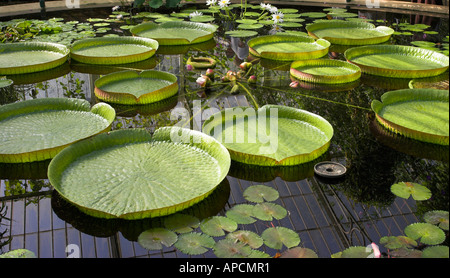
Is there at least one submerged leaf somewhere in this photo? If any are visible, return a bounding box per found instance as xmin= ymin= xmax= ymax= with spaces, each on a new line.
xmin=200 ymin=216 xmax=238 ymax=237
xmin=261 ymin=226 xmax=300 ymax=250
xmin=379 ymin=236 xmax=417 ymax=250
xmin=213 ymin=238 xmax=253 ymax=258
xmin=422 ymin=246 xmax=449 ymax=258
xmin=226 ymin=230 xmax=264 ymax=249
xmin=424 ymin=210 xmax=449 ymax=230
xmin=163 ymin=214 xmax=200 ymax=233
xmin=174 ymin=232 xmax=215 ymax=255
xmin=243 ymin=184 xmax=279 ymax=203
xmin=333 ymin=246 xmax=373 ymax=258
xmin=137 ymin=228 xmax=178 ymax=250
xmin=404 ymin=222 xmax=446 ymax=245
xmin=390 ymin=182 xmax=432 ymax=201
xmin=280 ymin=247 xmax=318 ymax=258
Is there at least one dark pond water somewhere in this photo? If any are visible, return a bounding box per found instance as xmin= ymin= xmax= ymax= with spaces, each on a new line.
xmin=0 ymin=3 xmax=448 ymax=259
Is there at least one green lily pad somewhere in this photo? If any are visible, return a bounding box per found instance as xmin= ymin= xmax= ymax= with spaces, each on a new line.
xmin=70 ymin=36 xmax=158 ymax=65
xmin=248 ymin=35 xmax=330 ymax=61
xmin=243 ymin=184 xmax=279 ymax=203
xmin=404 ymin=222 xmax=446 ymax=245
xmin=225 ymin=30 xmax=258 ymax=38
xmin=213 ymin=238 xmax=253 ymax=258
xmin=0 ymin=42 xmax=69 ymax=75
xmin=226 ymin=230 xmax=264 ymax=249
xmin=137 ymin=228 xmax=178 ymax=250
xmin=189 ymin=15 xmax=215 ymax=23
xmin=252 ymin=202 xmax=287 ymax=221
xmin=290 ymin=59 xmax=361 ymax=84
xmin=94 ymin=70 xmax=178 ymax=105
xmin=237 ymin=23 xmax=264 ymax=30
xmin=163 ymin=214 xmax=200 ymax=233
xmin=175 ymin=232 xmax=215 ymax=255
xmin=371 ymin=89 xmax=449 ymax=145
xmin=0 ymin=98 xmax=115 ymax=163
xmin=200 ymin=216 xmax=238 ymax=237
xmin=390 ymin=182 xmax=432 ymax=201
xmin=345 ymin=45 xmax=449 ymax=78
xmin=0 ymin=249 xmax=36 ymax=258
xmin=332 ymin=246 xmax=374 ymax=258
xmin=225 ymin=204 xmax=257 ymax=224
xmin=300 ymin=12 xmax=327 ymax=18
xmin=379 ymin=235 xmax=417 ymax=249
xmin=202 ymin=105 xmax=334 ymax=166
xmin=424 ymin=210 xmax=449 ymax=230
xmin=0 ymin=77 xmax=13 ymax=88
xmin=261 ymin=226 xmax=300 ymax=250
xmin=47 ymin=127 xmax=231 ymax=219
xmin=422 ymin=246 xmax=449 ymax=258
xmin=306 ymin=20 xmax=394 ymax=45
xmin=131 ymin=21 xmax=218 ymax=45
xmin=280 ymin=247 xmax=318 ymax=258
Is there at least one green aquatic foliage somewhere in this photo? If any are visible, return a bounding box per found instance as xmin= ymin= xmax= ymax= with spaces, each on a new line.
xmin=390 ymin=182 xmax=432 ymax=201
xmin=290 ymin=59 xmax=361 ymax=84
xmin=200 ymin=216 xmax=238 ymax=237
xmin=225 ymin=204 xmax=257 ymax=224
xmin=424 ymin=210 xmax=449 ymax=230
xmin=137 ymin=228 xmax=178 ymax=250
xmin=174 ymin=232 xmax=215 ymax=255
xmin=280 ymin=247 xmax=319 ymax=258
xmin=332 ymin=246 xmax=374 ymax=258
xmin=0 ymin=249 xmax=36 ymax=258
xmin=243 ymin=184 xmax=279 ymax=203
xmin=213 ymin=238 xmax=254 ymax=258
xmin=261 ymin=226 xmax=300 ymax=250
xmin=404 ymin=223 xmax=446 ymax=245
xmin=252 ymin=202 xmax=287 ymax=221
xmin=226 ymin=230 xmax=264 ymax=249
xmin=163 ymin=214 xmax=200 ymax=233
xmin=379 ymin=236 xmax=417 ymax=250
xmin=422 ymin=246 xmax=449 ymax=258
xmin=0 ymin=76 xmax=13 ymax=88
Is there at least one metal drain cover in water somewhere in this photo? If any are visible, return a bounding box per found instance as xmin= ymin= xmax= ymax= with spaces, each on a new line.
xmin=314 ymin=161 xmax=347 ymax=178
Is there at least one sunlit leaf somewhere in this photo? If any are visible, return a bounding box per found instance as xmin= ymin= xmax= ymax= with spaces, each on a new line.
xmin=0 ymin=249 xmax=36 ymax=258
xmin=390 ymin=182 xmax=432 ymax=201
xmin=225 ymin=204 xmax=257 ymax=224
xmin=404 ymin=222 xmax=446 ymax=245
xmin=243 ymin=184 xmax=279 ymax=203
xmin=174 ymin=232 xmax=215 ymax=255
xmin=213 ymin=238 xmax=253 ymax=258
xmin=137 ymin=228 xmax=178 ymax=250
xmin=261 ymin=226 xmax=300 ymax=250
xmin=200 ymin=216 xmax=238 ymax=237
xmin=226 ymin=230 xmax=264 ymax=249
xmin=252 ymin=202 xmax=287 ymax=221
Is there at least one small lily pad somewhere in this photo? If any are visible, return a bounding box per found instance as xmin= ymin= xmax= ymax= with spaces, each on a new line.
xmin=404 ymin=222 xmax=446 ymax=245
xmin=0 ymin=77 xmax=13 ymax=88
xmin=390 ymin=182 xmax=432 ymax=201
xmin=137 ymin=228 xmax=178 ymax=250
xmin=225 ymin=204 xmax=257 ymax=224
xmin=379 ymin=236 xmax=417 ymax=249
xmin=226 ymin=230 xmax=264 ymax=249
xmin=261 ymin=226 xmax=300 ymax=250
xmin=225 ymin=30 xmax=258 ymax=38
xmin=237 ymin=23 xmax=264 ymax=30
xmin=200 ymin=216 xmax=238 ymax=237
xmin=332 ymin=246 xmax=374 ymax=258
xmin=280 ymin=247 xmax=318 ymax=258
xmin=252 ymin=202 xmax=287 ymax=221
xmin=213 ymin=238 xmax=253 ymax=258
xmin=422 ymin=246 xmax=449 ymax=258
xmin=0 ymin=249 xmax=36 ymax=258
xmin=423 ymin=210 xmax=449 ymax=230
xmin=243 ymin=184 xmax=279 ymax=203
xmin=163 ymin=214 xmax=200 ymax=233
xmin=174 ymin=232 xmax=215 ymax=255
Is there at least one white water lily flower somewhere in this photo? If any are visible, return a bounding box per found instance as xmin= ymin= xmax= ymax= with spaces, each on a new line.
xmin=260 ymin=3 xmax=271 ymax=10
xmin=189 ymin=11 xmax=203 ymax=18
xmin=218 ymin=0 xmax=230 ymax=9
xmin=269 ymin=24 xmax=284 ymax=34
xmin=206 ymin=0 xmax=217 ymax=6
xmin=269 ymin=6 xmax=278 ymax=13
xmin=112 ymin=5 xmax=120 ymax=11
xmin=272 ymin=12 xmax=284 ymax=24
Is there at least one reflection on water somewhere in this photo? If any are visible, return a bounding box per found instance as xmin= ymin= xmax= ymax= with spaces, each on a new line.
xmin=0 ymin=4 xmax=448 ymax=257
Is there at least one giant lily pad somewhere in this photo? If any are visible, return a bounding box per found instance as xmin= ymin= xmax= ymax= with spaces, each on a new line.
xmin=371 ymin=89 xmax=449 ymax=145
xmin=202 ymin=105 xmax=333 ymax=166
xmin=70 ymin=36 xmax=158 ymax=65
xmin=247 ymin=35 xmax=330 ymax=61
xmin=0 ymin=98 xmax=115 ymax=163
xmin=0 ymin=42 xmax=69 ymax=75
xmin=290 ymin=59 xmax=361 ymax=84
xmin=47 ymin=127 xmax=231 ymax=219
xmin=345 ymin=45 xmax=449 ymax=78
xmin=131 ymin=21 xmax=218 ymax=45
xmin=306 ymin=20 xmax=394 ymax=45
xmin=94 ymin=70 xmax=178 ymax=105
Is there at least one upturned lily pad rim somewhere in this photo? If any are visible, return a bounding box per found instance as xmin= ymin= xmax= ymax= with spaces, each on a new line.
xmin=247 ymin=35 xmax=331 ymax=61
xmin=94 ymin=70 xmax=179 ymax=105
xmin=130 ymin=21 xmax=218 ymax=45
xmin=47 ymin=127 xmax=231 ymax=219
xmin=0 ymin=98 xmax=115 ymax=163
xmin=186 ymin=56 xmax=217 ymax=69
xmin=202 ymin=104 xmax=334 ymax=166
xmin=345 ymin=45 xmax=449 ymax=78
xmin=0 ymin=42 xmax=69 ymax=75
xmin=306 ymin=20 xmax=394 ymax=45
xmin=290 ymin=59 xmax=361 ymax=84
xmin=371 ymin=89 xmax=449 ymax=145
xmin=70 ymin=36 xmax=159 ymax=65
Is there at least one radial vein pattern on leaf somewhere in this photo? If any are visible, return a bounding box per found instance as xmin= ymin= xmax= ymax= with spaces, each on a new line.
xmin=59 ymin=141 xmax=221 ymax=217
xmin=0 ymin=111 xmax=110 ymax=154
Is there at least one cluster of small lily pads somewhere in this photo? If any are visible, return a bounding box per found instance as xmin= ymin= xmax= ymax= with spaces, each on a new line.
xmin=136 ymin=184 xmax=314 ymax=258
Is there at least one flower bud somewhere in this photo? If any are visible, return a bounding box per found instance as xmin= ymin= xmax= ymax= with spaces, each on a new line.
xmin=205 ymin=68 xmax=215 ymax=79
xmin=289 ymin=81 xmax=299 ymax=88
xmin=196 ymin=75 xmax=211 ymax=87
xmin=248 ymin=75 xmax=257 ymax=84
xmin=240 ymin=62 xmax=252 ymax=71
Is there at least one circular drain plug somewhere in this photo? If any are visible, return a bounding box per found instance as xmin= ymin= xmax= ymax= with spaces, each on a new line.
xmin=314 ymin=161 xmax=347 ymax=178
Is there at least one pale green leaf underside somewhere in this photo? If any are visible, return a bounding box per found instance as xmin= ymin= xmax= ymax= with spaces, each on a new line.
xmin=0 ymin=110 xmax=110 ymax=154
xmin=58 ymin=141 xmax=221 ymax=217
